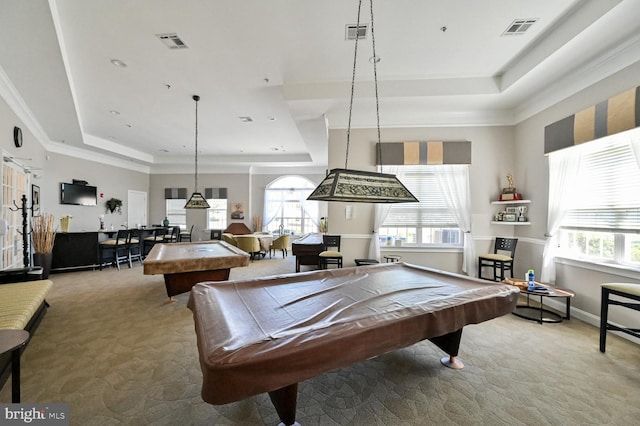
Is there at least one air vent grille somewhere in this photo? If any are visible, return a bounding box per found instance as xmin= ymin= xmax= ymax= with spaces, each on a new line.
xmin=502 ymin=19 xmax=538 ymax=36
xmin=156 ymin=33 xmax=189 ymax=49
xmin=345 ymin=24 xmax=367 ymax=40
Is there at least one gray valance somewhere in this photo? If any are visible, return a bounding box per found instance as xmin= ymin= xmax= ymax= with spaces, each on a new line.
xmin=544 ymin=85 xmax=640 ymax=154
xmin=376 ymin=141 xmax=471 ymax=165
xmin=164 ymin=188 xmax=187 ymax=199
xmin=205 ymin=188 xmax=228 ymax=199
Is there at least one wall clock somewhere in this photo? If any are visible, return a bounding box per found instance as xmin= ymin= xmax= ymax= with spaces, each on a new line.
xmin=13 ymin=126 xmax=22 ymax=148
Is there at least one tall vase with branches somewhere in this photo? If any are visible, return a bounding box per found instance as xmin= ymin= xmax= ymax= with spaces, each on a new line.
xmin=31 ymin=213 xmax=56 ymax=278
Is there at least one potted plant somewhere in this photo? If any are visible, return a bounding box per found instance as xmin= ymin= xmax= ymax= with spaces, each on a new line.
xmin=31 ymin=213 xmax=56 ymax=279
xmin=105 ymin=197 xmax=123 ymax=214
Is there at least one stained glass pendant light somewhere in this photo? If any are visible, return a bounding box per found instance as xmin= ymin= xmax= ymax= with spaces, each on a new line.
xmin=307 ymin=0 xmax=417 ymax=203
xmin=185 ymin=95 xmax=210 ymax=209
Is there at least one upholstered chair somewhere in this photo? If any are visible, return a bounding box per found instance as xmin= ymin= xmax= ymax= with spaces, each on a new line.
xmin=269 ymin=235 xmax=290 ymax=258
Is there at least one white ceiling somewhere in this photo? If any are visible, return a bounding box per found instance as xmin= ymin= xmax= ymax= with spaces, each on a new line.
xmin=1 ymin=0 xmax=640 ymax=174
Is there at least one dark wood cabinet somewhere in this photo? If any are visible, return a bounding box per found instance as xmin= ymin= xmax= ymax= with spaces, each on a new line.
xmin=51 ymin=232 xmax=100 ymax=271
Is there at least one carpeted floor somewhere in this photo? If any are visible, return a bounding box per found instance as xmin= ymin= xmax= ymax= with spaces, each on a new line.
xmin=2 ymin=254 xmax=639 ymax=425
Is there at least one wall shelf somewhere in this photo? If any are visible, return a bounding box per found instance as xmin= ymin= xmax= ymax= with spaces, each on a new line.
xmin=490 ymin=200 xmax=531 ymax=205
xmin=491 ymin=221 xmax=530 ymax=225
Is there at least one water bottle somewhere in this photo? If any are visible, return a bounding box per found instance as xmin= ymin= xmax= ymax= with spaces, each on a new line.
xmin=527 ymin=269 xmax=535 ymax=291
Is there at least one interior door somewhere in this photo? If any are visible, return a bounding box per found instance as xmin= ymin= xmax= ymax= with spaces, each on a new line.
xmin=127 ymin=190 xmax=148 ymax=228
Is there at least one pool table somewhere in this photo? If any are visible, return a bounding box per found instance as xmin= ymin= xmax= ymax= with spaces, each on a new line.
xmin=187 ymin=262 xmax=519 ymax=424
xmin=143 ymin=241 xmax=249 ymax=301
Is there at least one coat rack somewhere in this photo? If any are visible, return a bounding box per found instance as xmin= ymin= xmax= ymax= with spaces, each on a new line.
xmin=9 ymin=194 xmax=34 ymax=267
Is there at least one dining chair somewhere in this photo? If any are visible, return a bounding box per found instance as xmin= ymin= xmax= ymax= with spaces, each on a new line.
xmin=478 ymin=237 xmax=518 ymax=281
xmin=180 ymin=225 xmax=194 ymax=242
xmin=318 ymin=235 xmax=343 ymax=269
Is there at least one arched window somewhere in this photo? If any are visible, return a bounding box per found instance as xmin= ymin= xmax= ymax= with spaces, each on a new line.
xmin=264 ymin=176 xmax=319 ymax=235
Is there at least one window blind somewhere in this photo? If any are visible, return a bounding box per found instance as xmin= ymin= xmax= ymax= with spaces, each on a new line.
xmin=382 ymin=165 xmax=458 ymax=227
xmin=564 ymin=138 xmax=640 ymax=232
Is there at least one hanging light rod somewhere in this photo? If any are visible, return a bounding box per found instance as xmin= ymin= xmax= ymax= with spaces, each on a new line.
xmin=185 ymin=95 xmax=210 ymax=209
xmin=307 ymin=0 xmax=417 ymax=203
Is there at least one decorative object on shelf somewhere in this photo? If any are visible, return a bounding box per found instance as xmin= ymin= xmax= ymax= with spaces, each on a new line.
xmin=500 ymin=173 xmax=523 ymax=201
xmin=162 ymin=217 xmax=170 ymax=227
xmin=105 ymin=198 xmax=122 ymax=214
xmin=31 ymin=213 xmax=55 ymax=278
xmin=184 ymin=95 xmax=210 ymax=209
xmin=517 ymin=205 xmax=528 ymax=222
xmin=59 ymin=215 xmax=72 ymax=233
xmin=307 ymin=0 xmax=417 ymax=204
xmin=503 ymin=213 xmax=517 ymax=222
xmin=99 ymin=214 xmax=105 ymax=231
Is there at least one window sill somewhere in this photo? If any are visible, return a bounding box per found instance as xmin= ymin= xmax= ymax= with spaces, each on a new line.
xmin=380 ymin=245 xmax=463 ymax=253
xmin=555 ymin=256 xmax=640 ymax=279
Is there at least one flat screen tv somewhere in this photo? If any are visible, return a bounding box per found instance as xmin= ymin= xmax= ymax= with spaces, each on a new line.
xmin=60 ymin=183 xmax=98 ymax=206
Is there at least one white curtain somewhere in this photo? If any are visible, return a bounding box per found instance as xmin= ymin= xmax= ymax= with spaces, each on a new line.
xmin=263 ymin=190 xmax=283 ymax=232
xmin=368 ymin=166 xmax=400 ymax=261
xmin=541 ymin=150 xmax=581 ymax=283
xmin=435 ymin=165 xmax=475 ymax=276
xmin=263 ymin=188 xmax=318 ymax=232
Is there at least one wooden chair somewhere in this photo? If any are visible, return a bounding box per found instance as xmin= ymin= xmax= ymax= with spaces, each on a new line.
xmin=143 ymin=228 xmax=166 ymax=257
xmin=599 ymin=283 xmax=640 ymax=352
xmin=163 ymin=226 xmax=181 ymax=243
xmin=128 ymin=229 xmax=143 ymax=265
xmin=99 ymin=229 xmax=131 ymax=270
xmin=318 ymin=235 xmax=343 ymax=269
xmin=179 ymin=225 xmax=194 ymax=242
xmin=269 ymin=234 xmax=289 ymax=258
xmin=478 ymin=237 xmax=518 ymax=281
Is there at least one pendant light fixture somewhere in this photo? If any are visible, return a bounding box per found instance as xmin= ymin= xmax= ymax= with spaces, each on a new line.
xmin=307 ymin=0 xmax=417 ymax=203
xmin=184 ymin=95 xmax=210 ymax=209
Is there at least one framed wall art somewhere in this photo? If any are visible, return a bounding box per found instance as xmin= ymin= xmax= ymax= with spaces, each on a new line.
xmin=32 ymin=184 xmax=40 ymax=216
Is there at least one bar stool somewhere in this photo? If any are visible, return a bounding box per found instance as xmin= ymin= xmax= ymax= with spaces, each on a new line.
xmin=599 ymin=283 xmax=640 ymax=352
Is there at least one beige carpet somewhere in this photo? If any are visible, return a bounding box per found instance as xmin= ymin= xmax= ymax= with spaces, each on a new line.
xmin=1 ymin=254 xmax=639 ymax=425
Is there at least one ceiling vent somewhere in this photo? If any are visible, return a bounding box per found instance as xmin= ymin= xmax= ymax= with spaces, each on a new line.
xmin=502 ymin=19 xmax=538 ymax=36
xmin=345 ymin=24 xmax=368 ymax=40
xmin=156 ymin=33 xmax=189 ymax=49
xmin=239 ymin=116 xmax=253 ymax=123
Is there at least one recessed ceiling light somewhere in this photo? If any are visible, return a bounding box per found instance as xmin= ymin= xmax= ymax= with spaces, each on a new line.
xmin=369 ymin=56 xmax=381 ymax=64
xmin=267 ymin=116 xmax=276 ymax=121
xmin=110 ymin=110 xmax=120 ymax=115
xmin=110 ymin=59 xmax=127 ymax=67
xmin=125 ymin=124 xmax=132 ymax=128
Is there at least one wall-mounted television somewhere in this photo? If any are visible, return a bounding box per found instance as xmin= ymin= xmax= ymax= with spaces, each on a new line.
xmin=60 ymin=183 xmax=98 ymax=206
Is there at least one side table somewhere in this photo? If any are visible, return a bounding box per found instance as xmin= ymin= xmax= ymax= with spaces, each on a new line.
xmin=0 ymin=329 xmax=30 ymax=402
xmin=512 ymin=287 xmax=575 ymax=324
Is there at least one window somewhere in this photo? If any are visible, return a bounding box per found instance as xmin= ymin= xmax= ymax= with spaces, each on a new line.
xmin=264 ymin=176 xmax=318 ymax=235
xmin=165 ymin=198 xmax=227 ymax=230
xmin=207 ymin=198 xmax=227 ymax=229
xmin=380 ymin=165 xmax=463 ymax=247
xmin=166 ymin=199 xmax=186 ymax=228
xmin=557 ymin=127 xmax=640 ymax=267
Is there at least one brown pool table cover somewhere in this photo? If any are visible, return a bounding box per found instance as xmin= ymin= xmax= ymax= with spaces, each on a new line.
xmin=187 ymin=262 xmax=519 ymax=405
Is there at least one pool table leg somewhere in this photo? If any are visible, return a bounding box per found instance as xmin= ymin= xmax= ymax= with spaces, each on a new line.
xmin=429 ymin=328 xmax=464 ymax=369
xmin=268 ymin=383 xmax=298 ymax=426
